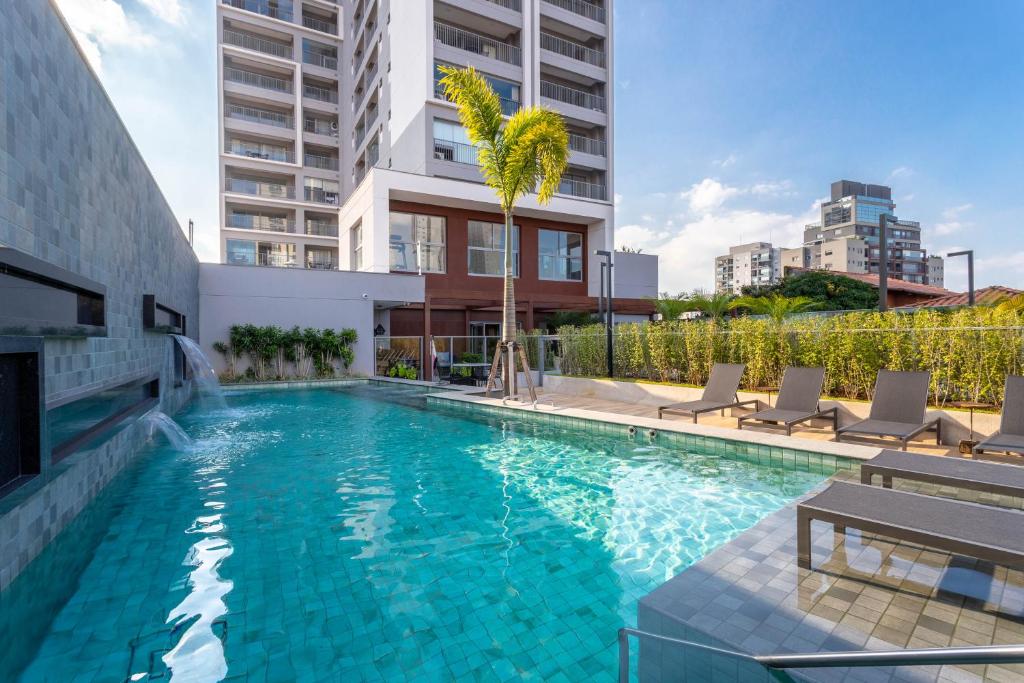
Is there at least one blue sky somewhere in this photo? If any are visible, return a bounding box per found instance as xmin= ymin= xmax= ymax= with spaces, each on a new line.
xmin=58 ymin=0 xmax=1024 ymax=293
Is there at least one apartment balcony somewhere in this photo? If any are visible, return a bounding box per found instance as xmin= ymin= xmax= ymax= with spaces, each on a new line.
xmin=224 ymin=66 xmax=291 ymax=93
xmin=558 ymin=176 xmax=606 ymax=200
xmin=221 ymin=0 xmax=293 ymax=23
xmin=302 ymin=15 xmax=337 ymax=35
xmin=434 ymin=79 xmax=519 ymax=116
xmin=225 ymin=177 xmax=296 ymax=199
xmin=540 ymin=80 xmax=606 ymax=116
xmin=304 ymin=152 xmax=339 ymax=171
xmin=568 ymin=133 xmax=606 ymax=157
xmin=355 ymin=124 xmax=366 ymax=147
xmin=303 ymin=117 xmax=338 ymax=137
xmin=226 ymin=213 xmax=296 ymax=233
xmin=539 ymin=32 xmax=605 ymax=68
xmin=485 ymin=0 xmax=522 ymax=9
xmin=433 ymin=139 xmax=478 ymax=165
xmin=303 ymin=51 xmax=337 ymax=70
xmin=225 ymin=139 xmax=294 ymax=163
xmin=222 ymin=28 xmax=292 ymax=59
xmin=304 ymin=187 xmax=340 ymax=205
xmin=304 ymin=220 xmax=339 ymax=237
xmin=305 ymin=257 xmax=337 ymax=270
xmin=257 ymin=252 xmax=298 ymax=267
xmin=433 ymin=22 xmax=521 ymax=66
xmin=225 ymin=103 xmax=294 ymax=130
xmin=541 ymin=0 xmax=605 ymax=24
xmin=303 ymin=83 xmax=338 ymax=103
xmin=366 ymin=141 xmax=380 ymax=167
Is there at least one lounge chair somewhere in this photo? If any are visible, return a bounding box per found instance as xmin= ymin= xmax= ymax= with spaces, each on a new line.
xmin=657 ymin=363 xmax=758 ymax=422
xmin=835 ymin=370 xmax=941 ymax=450
xmin=737 ymin=366 xmax=837 ymax=435
xmin=975 ymin=375 xmax=1024 ymax=458
xmin=861 ymin=449 xmax=1024 ymax=498
xmin=797 ymin=481 xmax=1024 ymax=570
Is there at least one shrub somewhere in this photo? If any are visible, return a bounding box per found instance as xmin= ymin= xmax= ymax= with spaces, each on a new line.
xmin=214 ymin=325 xmax=358 ymax=382
xmin=554 ymin=308 xmax=1024 ymax=405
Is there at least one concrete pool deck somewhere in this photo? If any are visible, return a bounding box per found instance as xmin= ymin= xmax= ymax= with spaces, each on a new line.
xmin=424 ymin=386 xmax=1024 ymax=682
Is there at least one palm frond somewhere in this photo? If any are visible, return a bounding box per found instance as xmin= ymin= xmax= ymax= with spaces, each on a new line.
xmin=437 ymin=65 xmax=503 ymax=148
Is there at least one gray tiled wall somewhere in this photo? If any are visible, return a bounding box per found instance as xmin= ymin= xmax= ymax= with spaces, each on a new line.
xmin=0 ymin=0 xmax=200 ymax=588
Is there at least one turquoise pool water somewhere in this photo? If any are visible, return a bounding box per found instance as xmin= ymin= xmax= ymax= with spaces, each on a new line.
xmin=1 ymin=384 xmax=834 ymax=682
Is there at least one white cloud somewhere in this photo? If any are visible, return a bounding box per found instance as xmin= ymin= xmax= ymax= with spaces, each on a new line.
xmin=713 ymin=153 xmax=738 ymax=168
xmin=749 ymin=179 xmax=796 ymax=197
xmin=138 ymin=0 xmax=186 ymax=25
xmin=54 ymin=0 xmax=155 ymax=72
xmin=888 ymin=166 xmax=914 ymax=179
xmin=934 ymin=203 xmax=974 ymax=236
xmin=680 ymin=178 xmax=741 ymax=213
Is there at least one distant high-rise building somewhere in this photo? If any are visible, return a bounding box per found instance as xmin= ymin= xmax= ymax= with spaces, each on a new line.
xmin=714 ymin=242 xmax=780 ymax=294
xmin=801 ymin=180 xmax=942 ymax=286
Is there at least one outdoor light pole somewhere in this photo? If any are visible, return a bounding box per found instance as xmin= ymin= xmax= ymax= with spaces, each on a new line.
xmin=878 ymin=214 xmax=897 ymax=312
xmin=596 ymin=250 xmax=614 ymax=377
xmin=947 ymin=250 xmax=975 ymax=305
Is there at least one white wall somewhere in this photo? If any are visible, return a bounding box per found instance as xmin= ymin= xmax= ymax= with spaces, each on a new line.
xmin=198 ymin=264 xmax=424 ymax=377
xmin=613 ymin=251 xmax=658 ymax=299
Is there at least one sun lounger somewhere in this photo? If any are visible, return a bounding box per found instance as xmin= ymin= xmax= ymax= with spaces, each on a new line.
xmin=657 ymin=363 xmax=758 ymax=422
xmin=975 ymin=375 xmax=1024 ymax=458
xmin=737 ymin=366 xmax=837 ymax=435
xmin=797 ymin=481 xmax=1024 ymax=570
xmin=861 ymin=449 xmax=1024 ymax=498
xmin=835 ymin=370 xmax=941 ymax=450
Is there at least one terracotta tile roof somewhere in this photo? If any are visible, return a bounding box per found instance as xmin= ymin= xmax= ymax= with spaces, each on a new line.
xmin=789 ymin=268 xmax=953 ymax=296
xmin=894 ymin=285 xmax=1023 ymax=309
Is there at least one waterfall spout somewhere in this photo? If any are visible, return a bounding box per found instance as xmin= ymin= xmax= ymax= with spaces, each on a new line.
xmin=171 ymin=335 xmax=227 ymax=409
xmin=141 ymin=410 xmax=193 ymax=450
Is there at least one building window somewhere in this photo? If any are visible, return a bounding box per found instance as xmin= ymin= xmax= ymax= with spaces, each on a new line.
xmin=389 ymin=212 xmax=446 ymax=273
xmin=226 ymin=239 xmax=297 ymax=267
xmin=433 ymin=119 xmax=478 ymax=165
xmin=468 ymin=221 xmax=519 ymax=277
xmin=538 ymin=229 xmax=583 ymax=281
xmin=351 ymin=223 xmax=363 ymax=270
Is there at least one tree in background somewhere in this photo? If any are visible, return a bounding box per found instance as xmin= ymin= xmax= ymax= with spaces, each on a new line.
xmin=686 ymin=290 xmax=735 ymax=321
xmin=649 ymin=292 xmax=690 ymax=321
xmin=741 ymin=271 xmax=878 ymax=311
xmin=542 ymin=310 xmax=598 ymax=333
xmin=729 ymin=293 xmax=820 ymax=323
xmin=439 ymin=65 xmax=569 ymax=395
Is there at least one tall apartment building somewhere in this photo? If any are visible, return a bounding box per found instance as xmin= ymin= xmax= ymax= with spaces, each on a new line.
xmin=802 ymin=180 xmax=942 ymax=286
xmin=714 ymin=242 xmax=780 ymax=294
xmin=216 ymin=0 xmax=651 ymax=349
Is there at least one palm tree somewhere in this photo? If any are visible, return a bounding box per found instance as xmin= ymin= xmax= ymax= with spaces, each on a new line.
xmin=729 ymin=293 xmax=819 ymax=324
xmin=439 ymin=66 xmax=569 ymax=395
xmin=686 ymin=290 xmax=735 ymax=321
xmin=650 ymin=292 xmax=690 ymax=321
xmin=994 ymin=294 xmax=1024 ymax=314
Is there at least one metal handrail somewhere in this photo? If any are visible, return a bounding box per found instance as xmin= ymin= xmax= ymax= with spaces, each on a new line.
xmin=434 ymin=79 xmax=519 ymax=116
xmin=302 ymin=15 xmax=337 ymax=35
xmin=433 ymin=22 xmax=521 ymax=66
xmin=433 ymin=138 xmax=479 ymax=165
xmin=303 ymin=51 xmax=337 ymax=70
xmin=540 ymin=32 xmax=606 ymax=68
xmin=222 ymin=0 xmax=293 ymax=22
xmin=542 ymin=0 xmax=605 ymax=23
xmin=225 ymin=103 xmax=293 ymax=129
xmin=568 ymin=133 xmax=606 ymax=156
xmin=222 ymin=28 xmax=291 ymax=59
xmin=540 ymin=80 xmax=605 ymax=112
xmin=617 ymin=628 xmax=1024 ymax=682
xmin=485 ymin=0 xmax=521 ymax=9
xmin=303 ymin=83 xmax=338 ymax=103
xmin=224 ymin=66 xmax=291 ymax=93
xmin=303 ymin=118 xmax=338 ymax=136
xmin=304 ymin=153 xmax=339 ymax=170
xmin=559 ymin=176 xmax=606 ymax=200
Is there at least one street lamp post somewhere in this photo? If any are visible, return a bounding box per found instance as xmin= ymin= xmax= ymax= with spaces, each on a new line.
xmin=878 ymin=214 xmax=897 ymax=312
xmin=946 ymin=250 xmax=975 ymax=305
xmin=596 ymin=250 xmax=614 ymax=377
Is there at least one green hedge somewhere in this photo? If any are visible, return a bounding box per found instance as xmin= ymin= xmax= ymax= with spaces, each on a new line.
xmin=557 ymin=308 xmax=1024 ymax=406
xmin=213 ymin=324 xmax=357 ymax=381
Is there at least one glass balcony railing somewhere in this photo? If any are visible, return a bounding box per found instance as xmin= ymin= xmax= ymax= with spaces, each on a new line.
xmin=303 ymin=118 xmax=338 ymax=137
xmin=222 ymin=0 xmax=293 ymax=22
xmin=225 ymin=141 xmax=293 ymax=163
xmin=434 ymin=80 xmax=519 ymax=116
xmin=433 ymin=22 xmax=521 ymax=66
xmin=225 ymin=178 xmax=295 ymax=199
xmin=302 ymin=15 xmax=337 ymax=34
xmin=303 ymin=187 xmax=340 ymax=205
xmin=305 ymin=220 xmax=339 ymax=237
xmin=306 ymin=257 xmax=337 ymax=270
xmin=226 ymin=214 xmax=295 ymax=233
xmin=304 ymin=153 xmax=339 ymax=171
xmin=303 ymin=83 xmax=338 ymax=103
xmin=303 ymin=51 xmax=337 ymax=70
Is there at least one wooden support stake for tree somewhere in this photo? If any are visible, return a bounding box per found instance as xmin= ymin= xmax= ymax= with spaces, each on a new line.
xmin=485 ymin=341 xmax=504 ymax=397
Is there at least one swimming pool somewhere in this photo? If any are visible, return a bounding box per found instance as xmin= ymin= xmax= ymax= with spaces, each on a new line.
xmin=1 ymin=384 xmax=836 ymax=681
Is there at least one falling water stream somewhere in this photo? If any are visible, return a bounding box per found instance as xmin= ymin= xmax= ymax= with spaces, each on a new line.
xmin=171 ymin=334 xmax=227 ymax=409
xmin=140 ymin=410 xmax=194 ymax=450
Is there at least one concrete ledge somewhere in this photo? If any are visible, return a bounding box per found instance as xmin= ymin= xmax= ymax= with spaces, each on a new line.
xmin=222 ymin=378 xmax=367 ymax=393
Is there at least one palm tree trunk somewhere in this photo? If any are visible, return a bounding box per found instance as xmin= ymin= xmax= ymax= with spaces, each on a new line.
xmin=502 ymin=210 xmax=516 ymax=395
